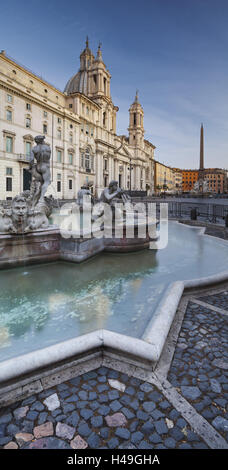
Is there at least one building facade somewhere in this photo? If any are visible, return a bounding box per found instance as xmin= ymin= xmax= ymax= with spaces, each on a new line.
xmin=154 ymin=161 xmax=176 ymax=193
xmin=0 ymin=41 xmax=155 ymax=201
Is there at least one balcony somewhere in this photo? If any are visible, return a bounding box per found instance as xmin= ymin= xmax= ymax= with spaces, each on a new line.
xmin=0 ymin=151 xmax=31 ymax=163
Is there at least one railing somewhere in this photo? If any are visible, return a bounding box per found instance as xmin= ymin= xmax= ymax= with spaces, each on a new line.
xmin=0 ymin=151 xmax=31 ymax=163
xmin=153 ymin=201 xmax=228 ymax=224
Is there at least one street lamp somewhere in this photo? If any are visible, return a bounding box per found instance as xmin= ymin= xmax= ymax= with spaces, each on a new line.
xmin=128 ymin=158 xmax=134 ymax=192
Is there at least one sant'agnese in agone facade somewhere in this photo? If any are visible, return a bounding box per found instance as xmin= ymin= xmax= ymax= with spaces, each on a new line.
xmin=0 ymin=38 xmax=155 ymax=201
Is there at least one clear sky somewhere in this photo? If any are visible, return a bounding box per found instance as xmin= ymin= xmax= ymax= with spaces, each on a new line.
xmin=1 ymin=0 xmax=228 ymax=169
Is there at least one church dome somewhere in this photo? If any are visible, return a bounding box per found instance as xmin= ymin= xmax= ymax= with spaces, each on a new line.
xmin=64 ymin=37 xmax=94 ymax=96
xmin=64 ymin=70 xmax=88 ymax=95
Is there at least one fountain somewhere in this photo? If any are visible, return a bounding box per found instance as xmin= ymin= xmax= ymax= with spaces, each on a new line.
xmin=0 ymin=137 xmax=157 ymax=268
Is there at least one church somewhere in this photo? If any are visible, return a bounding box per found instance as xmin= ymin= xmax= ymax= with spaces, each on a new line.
xmin=0 ymin=39 xmax=155 ymax=200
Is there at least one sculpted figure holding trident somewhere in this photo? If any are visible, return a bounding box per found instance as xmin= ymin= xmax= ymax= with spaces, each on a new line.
xmin=30 ymin=135 xmax=51 ymax=206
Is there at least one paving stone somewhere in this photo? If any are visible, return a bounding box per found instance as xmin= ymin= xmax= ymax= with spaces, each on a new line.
xmin=142 ymin=401 xmax=156 ymax=413
xmin=6 ymin=424 xmax=20 ymax=436
xmin=98 ymin=405 xmax=110 ymax=416
xmin=108 ymin=379 xmax=126 ymax=392
xmin=56 ymin=422 xmax=75 ymax=440
xmin=108 ymin=390 xmax=120 ymax=401
xmin=34 ymin=422 xmax=54 ymax=439
xmin=21 ymin=396 xmax=36 ymax=406
xmin=138 ymin=440 xmax=153 ymax=449
xmin=122 ymin=408 xmax=135 ymax=419
xmin=21 ymin=420 xmax=34 ymax=433
xmin=141 ymin=421 xmax=154 ymax=435
xmin=69 ymin=377 xmax=81 ymax=386
xmin=26 ymin=411 xmax=38 ymax=421
xmin=154 ymin=419 xmax=169 ymax=435
xmin=70 ymin=435 xmax=88 ymax=449
xmin=31 ymin=401 xmax=45 ymax=412
xmin=107 ymin=437 xmax=119 ymax=449
xmin=88 ymin=392 xmax=97 ymax=400
xmin=65 ymin=411 xmax=80 ymax=427
xmin=80 ymin=409 xmax=93 ymax=420
xmin=105 ymin=412 xmax=127 ymax=427
xmin=115 ymin=427 xmax=130 ymax=440
xmin=37 ymin=412 xmax=48 ymax=425
xmin=131 ymin=431 xmax=144 ymax=444
xmin=151 ymin=409 xmax=165 ymax=420
xmin=77 ymin=423 xmax=92 ymax=438
xmin=4 ymin=441 xmax=18 ymax=449
xmin=65 ymin=394 xmax=78 ymax=403
xmin=97 ymin=384 xmax=109 ymax=393
xmin=43 ymin=393 xmax=60 ymax=411
xmin=139 ymin=383 xmax=154 ymax=393
xmin=24 ymin=437 xmax=71 ymax=449
xmin=164 ymin=437 xmax=176 ymax=448
xmin=137 ymin=410 xmax=149 ymax=421
xmin=91 ymin=415 xmax=103 ymax=428
xmin=181 ymin=386 xmax=201 ymax=400
xmin=87 ymin=432 xmax=101 ymax=448
xmin=15 ymin=432 xmax=34 ymax=447
xmin=13 ymin=406 xmax=29 ymax=420
xmin=0 ymin=413 xmax=12 ymax=425
xmin=212 ymin=416 xmax=228 ymax=432
xmin=100 ymin=427 xmax=109 ymax=439
xmin=110 ymin=400 xmax=122 ymax=412
xmin=62 ymin=403 xmax=75 ymax=414
xmin=0 ymin=437 xmax=12 ymax=446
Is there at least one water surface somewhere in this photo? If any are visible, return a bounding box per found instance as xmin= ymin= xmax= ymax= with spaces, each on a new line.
xmin=0 ymin=222 xmax=228 ymax=361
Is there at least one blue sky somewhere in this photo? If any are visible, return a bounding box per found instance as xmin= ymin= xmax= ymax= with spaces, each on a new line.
xmin=1 ymin=0 xmax=228 ymax=169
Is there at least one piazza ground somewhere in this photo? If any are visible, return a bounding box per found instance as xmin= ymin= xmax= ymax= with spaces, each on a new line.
xmin=0 ymin=281 xmax=227 ymax=450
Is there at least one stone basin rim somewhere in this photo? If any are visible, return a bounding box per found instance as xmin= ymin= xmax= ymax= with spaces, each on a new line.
xmin=0 ymin=222 xmax=228 ymax=386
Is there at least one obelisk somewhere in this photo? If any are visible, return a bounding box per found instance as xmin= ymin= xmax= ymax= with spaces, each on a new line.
xmin=199 ymin=123 xmax=204 ymax=192
xmin=200 ymin=123 xmax=204 ymax=171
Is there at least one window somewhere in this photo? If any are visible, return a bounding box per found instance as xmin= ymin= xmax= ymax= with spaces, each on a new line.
xmin=85 ymin=150 xmax=90 ymax=169
xmin=69 ymin=134 xmax=73 ymax=143
xmin=6 ymin=136 xmax=13 ymax=153
xmin=104 ymin=77 xmax=107 ymax=94
xmin=68 ymin=153 xmax=73 ymax=165
xmin=26 ymin=103 xmax=31 ymax=110
xmin=86 ymin=106 xmax=89 ymax=116
xmin=81 ymin=123 xmax=84 ymax=133
xmin=103 ymin=112 xmax=106 ymax=127
xmin=69 ymin=124 xmax=73 ymax=129
xmin=82 ymin=104 xmax=85 ymax=114
xmin=43 ymin=124 xmax=47 ymax=134
xmin=86 ymin=125 xmax=89 ymax=135
xmin=57 ymin=117 xmax=61 ymax=124
xmin=69 ymin=104 xmax=72 ymax=109
xmin=43 ymin=111 xmax=48 ymax=118
xmin=57 ymin=181 xmax=61 ymax=192
xmin=104 ymin=176 xmax=108 ymax=187
xmin=57 ymin=129 xmax=61 ymax=139
xmin=104 ymin=159 xmax=108 ymax=170
xmin=26 ymin=142 xmax=31 ymax=158
xmin=6 ymin=167 xmax=12 ymax=175
xmin=26 ymin=117 xmax=31 ymax=128
xmin=6 ymin=109 xmax=12 ymax=121
xmin=57 ymin=150 xmax=62 ymax=163
xmin=7 ymin=94 xmax=12 ymax=103
xmin=6 ymin=177 xmax=12 ymax=192
xmin=91 ymin=127 xmax=94 ymax=137
xmin=69 ymin=179 xmax=73 ymax=190
xmin=133 ymin=113 xmax=136 ymax=126
xmin=81 ymin=153 xmax=84 ymax=167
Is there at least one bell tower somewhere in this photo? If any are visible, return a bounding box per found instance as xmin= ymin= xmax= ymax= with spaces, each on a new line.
xmin=128 ymin=91 xmax=144 ymax=146
xmin=88 ymin=43 xmax=111 ymax=99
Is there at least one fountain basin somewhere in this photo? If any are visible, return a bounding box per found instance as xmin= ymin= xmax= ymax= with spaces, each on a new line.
xmin=1 ymin=221 xmax=228 ymax=393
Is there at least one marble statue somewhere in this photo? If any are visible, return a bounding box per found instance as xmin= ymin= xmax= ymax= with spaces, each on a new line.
xmin=0 ymin=136 xmax=54 ymax=234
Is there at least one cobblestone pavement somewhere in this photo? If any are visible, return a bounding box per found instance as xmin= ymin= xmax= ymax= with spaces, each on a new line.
xmin=0 ymin=291 xmax=227 ymax=450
